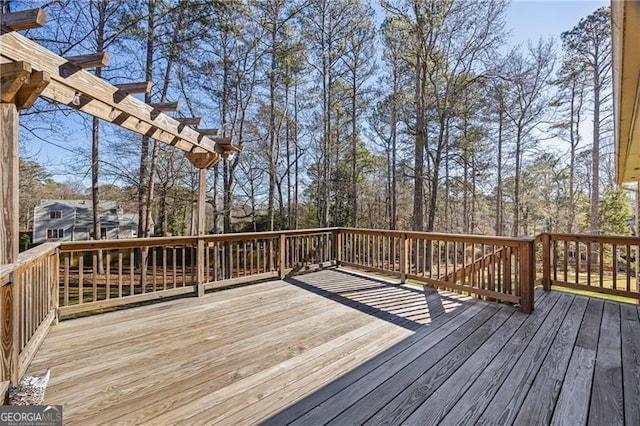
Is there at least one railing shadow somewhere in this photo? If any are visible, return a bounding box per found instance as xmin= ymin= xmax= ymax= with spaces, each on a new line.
xmin=284 ymin=269 xmax=463 ymax=332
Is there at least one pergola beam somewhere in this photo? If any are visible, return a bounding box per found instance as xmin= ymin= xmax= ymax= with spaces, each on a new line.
xmin=198 ymin=128 xmax=218 ymax=136
xmin=0 ymin=31 xmax=224 ymax=155
xmin=176 ymin=117 xmax=202 ymax=126
xmin=16 ymin=70 xmax=50 ymax=109
xmin=64 ymin=53 xmax=110 ymax=70
xmin=115 ymin=81 xmax=152 ymax=95
xmin=0 ymin=61 xmax=31 ymax=102
xmin=0 ymin=8 xmax=46 ymax=34
xmin=149 ymin=101 xmax=179 ymax=112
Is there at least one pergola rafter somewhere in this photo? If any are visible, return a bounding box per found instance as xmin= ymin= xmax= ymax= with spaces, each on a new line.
xmin=0 ymin=8 xmax=240 ymax=294
xmin=0 ymin=28 xmax=231 ymax=157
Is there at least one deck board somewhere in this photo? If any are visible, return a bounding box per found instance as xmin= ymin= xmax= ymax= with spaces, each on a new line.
xmin=26 ymin=269 xmax=639 ymax=425
xmin=589 ymin=301 xmax=624 ymax=425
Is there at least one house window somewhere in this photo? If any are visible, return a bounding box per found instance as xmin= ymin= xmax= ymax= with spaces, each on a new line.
xmin=47 ymin=229 xmax=64 ymax=239
xmin=49 ymin=211 xmax=61 ymax=219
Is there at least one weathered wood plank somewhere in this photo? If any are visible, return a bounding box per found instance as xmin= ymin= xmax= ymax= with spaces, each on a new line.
xmin=551 ymin=297 xmax=604 ymax=426
xmin=588 ymin=301 xmax=624 ymax=425
xmin=475 ymin=294 xmax=578 ymax=424
xmin=292 ymin=303 xmax=498 ymax=426
xmin=367 ymin=307 xmax=516 ymax=425
xmin=0 ymin=103 xmax=19 ymax=264
xmin=439 ymin=291 xmax=567 ymax=425
xmin=512 ymin=296 xmax=588 ymax=424
xmin=620 ymin=303 xmax=640 ymax=425
xmin=403 ymin=310 xmax=532 ymax=424
xmin=22 ymin=269 xmax=638 ymax=425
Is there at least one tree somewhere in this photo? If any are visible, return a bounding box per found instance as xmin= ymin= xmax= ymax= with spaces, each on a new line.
xmin=551 ymin=58 xmax=588 ymax=233
xmin=561 ymin=6 xmax=612 ymax=235
xmin=501 ymin=39 xmax=555 ymax=236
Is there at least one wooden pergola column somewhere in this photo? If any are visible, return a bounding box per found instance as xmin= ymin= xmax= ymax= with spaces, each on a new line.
xmin=0 ymin=103 xmax=19 ymax=265
xmin=185 ymin=152 xmax=219 ymax=297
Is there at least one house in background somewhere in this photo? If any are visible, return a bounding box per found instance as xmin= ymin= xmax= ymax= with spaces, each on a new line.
xmin=32 ymin=200 xmax=138 ymax=244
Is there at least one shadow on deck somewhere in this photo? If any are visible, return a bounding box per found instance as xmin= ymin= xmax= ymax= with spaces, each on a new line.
xmin=27 ymin=269 xmax=640 ymax=425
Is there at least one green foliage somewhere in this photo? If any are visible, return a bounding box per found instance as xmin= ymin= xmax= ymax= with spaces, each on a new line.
xmin=598 ymin=188 xmax=633 ymax=236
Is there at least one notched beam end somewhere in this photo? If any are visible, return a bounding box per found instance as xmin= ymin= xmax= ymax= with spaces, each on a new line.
xmin=0 ymin=8 xmax=46 ymax=34
xmin=176 ymin=117 xmax=202 ymax=126
xmin=16 ymin=70 xmax=51 ymax=109
xmin=149 ymin=101 xmax=179 ymax=112
xmin=64 ymin=52 xmax=110 ymax=70
xmin=185 ymin=151 xmax=220 ymax=169
xmin=0 ymin=61 xmax=32 ymax=103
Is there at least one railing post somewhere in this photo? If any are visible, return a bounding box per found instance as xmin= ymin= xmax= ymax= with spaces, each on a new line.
xmin=400 ymin=233 xmax=408 ymax=284
xmin=195 ymin=237 xmax=205 ymax=297
xmin=541 ymin=233 xmax=551 ymax=291
xmin=278 ymin=233 xmax=286 ymax=279
xmin=1 ymin=277 xmax=19 ymax=385
xmin=519 ymin=238 xmax=535 ymax=314
xmin=335 ymin=230 xmax=342 ymax=267
xmin=52 ymin=250 xmax=60 ymax=325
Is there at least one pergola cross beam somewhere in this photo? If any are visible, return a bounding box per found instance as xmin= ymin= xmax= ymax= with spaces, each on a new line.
xmin=0 ymin=31 xmax=224 ymax=156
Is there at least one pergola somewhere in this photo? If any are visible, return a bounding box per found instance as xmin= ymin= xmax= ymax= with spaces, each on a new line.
xmin=0 ymin=8 xmax=239 ymax=288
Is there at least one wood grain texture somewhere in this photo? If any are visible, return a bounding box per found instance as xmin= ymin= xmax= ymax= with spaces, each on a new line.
xmin=438 ymin=291 xmax=566 ymax=425
xmin=513 ymin=296 xmax=588 ymax=424
xmin=0 ymin=103 xmax=19 ymax=264
xmin=620 ymin=303 xmax=640 ymax=425
xmin=551 ymin=298 xmax=603 ymax=426
xmin=588 ymin=301 xmax=624 ymax=425
xmin=20 ymin=269 xmax=639 ymax=425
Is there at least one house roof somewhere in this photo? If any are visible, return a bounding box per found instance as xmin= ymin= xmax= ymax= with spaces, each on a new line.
xmin=612 ymin=0 xmax=640 ymax=184
xmin=36 ymin=199 xmax=137 ymax=228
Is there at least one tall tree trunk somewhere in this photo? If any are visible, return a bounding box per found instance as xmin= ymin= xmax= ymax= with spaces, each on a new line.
xmin=350 ymin=68 xmax=357 ymax=227
xmin=293 ymin=81 xmax=299 ymax=229
xmin=591 ymin=68 xmax=600 ymax=234
xmin=138 ymin=0 xmax=155 ymax=239
xmin=146 ymin=1 xmax=186 ymax=238
xmin=92 ymin=0 xmax=107 ymax=273
xmin=513 ymin=125 xmax=522 ymax=237
xmin=390 ymin=67 xmax=398 ymax=230
xmin=267 ymin=19 xmax=277 ymax=231
xmin=413 ymin=22 xmax=425 ymax=232
xmin=496 ymin=108 xmax=503 ymax=236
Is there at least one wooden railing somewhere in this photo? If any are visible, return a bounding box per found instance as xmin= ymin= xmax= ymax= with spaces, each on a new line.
xmin=338 ymin=228 xmax=535 ymax=313
xmin=58 ymin=237 xmax=197 ymax=315
xmin=4 ymin=227 xmax=637 ymax=393
xmin=57 ymin=229 xmax=339 ymax=315
xmin=0 ymin=242 xmax=59 ymax=392
xmin=539 ymin=233 xmax=640 ymax=300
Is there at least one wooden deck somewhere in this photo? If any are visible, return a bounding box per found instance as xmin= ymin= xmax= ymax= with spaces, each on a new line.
xmin=28 ymin=269 xmax=640 ymax=425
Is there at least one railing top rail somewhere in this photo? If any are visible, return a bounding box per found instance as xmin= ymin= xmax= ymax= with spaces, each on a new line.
xmin=58 ymin=228 xmax=341 ymax=251
xmin=543 ymin=233 xmax=640 ymax=244
xmin=338 ymin=227 xmax=530 ymax=246
xmin=0 ymin=264 xmax=12 ymax=287
xmin=0 ymin=242 xmax=59 ymax=287
xmin=201 ymin=227 xmax=339 ymax=242
xmin=59 ymin=236 xmax=196 ymax=251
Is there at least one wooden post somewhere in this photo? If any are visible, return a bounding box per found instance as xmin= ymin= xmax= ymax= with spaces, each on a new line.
xmin=541 ymin=233 xmax=551 ymax=291
xmin=1 ymin=280 xmax=19 ymax=385
xmin=335 ymin=230 xmax=342 ymax=267
xmin=1 ymin=103 xmax=19 ymax=265
xmin=185 ymin=152 xmax=218 ymax=297
xmin=400 ymin=233 xmax=408 ymax=284
xmin=519 ymin=238 xmax=535 ymax=314
xmin=195 ymin=168 xmax=206 ymax=297
xmin=278 ymin=233 xmax=286 ymax=279
xmin=0 ymin=103 xmax=20 ymax=385
xmin=51 ymin=250 xmax=60 ymax=325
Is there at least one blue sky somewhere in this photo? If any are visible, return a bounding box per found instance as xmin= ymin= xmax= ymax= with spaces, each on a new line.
xmin=506 ymin=0 xmax=608 ymax=45
xmin=26 ymin=0 xmax=610 ymax=184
